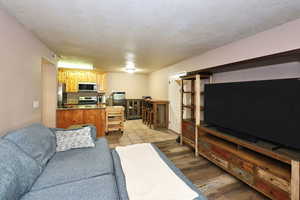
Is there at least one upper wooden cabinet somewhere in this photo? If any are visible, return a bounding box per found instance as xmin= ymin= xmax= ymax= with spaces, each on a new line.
xmin=96 ymin=73 xmax=107 ymax=93
xmin=58 ymin=69 xmax=107 ymax=93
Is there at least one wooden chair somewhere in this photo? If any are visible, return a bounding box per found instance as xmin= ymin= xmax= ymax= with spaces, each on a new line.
xmin=146 ymin=103 xmax=154 ymax=128
xmin=142 ymin=101 xmax=147 ymax=124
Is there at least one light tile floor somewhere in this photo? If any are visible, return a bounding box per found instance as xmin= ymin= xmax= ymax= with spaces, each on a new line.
xmin=106 ymin=119 xmax=178 ymax=148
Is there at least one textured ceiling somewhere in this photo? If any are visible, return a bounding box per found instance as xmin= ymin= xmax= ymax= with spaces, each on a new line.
xmin=1 ymin=0 xmax=300 ymax=73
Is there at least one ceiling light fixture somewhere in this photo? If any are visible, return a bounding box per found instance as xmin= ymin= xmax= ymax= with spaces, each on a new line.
xmin=57 ymin=61 xmax=93 ymax=70
xmin=124 ymin=61 xmax=137 ymax=73
xmin=125 ymin=67 xmax=137 ymax=73
xmin=123 ymin=52 xmax=138 ymax=73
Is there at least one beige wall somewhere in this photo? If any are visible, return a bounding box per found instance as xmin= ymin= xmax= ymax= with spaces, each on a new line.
xmin=149 ymin=18 xmax=300 ymax=100
xmin=106 ymin=72 xmax=149 ymax=99
xmin=149 ymin=18 xmax=300 ymax=133
xmin=0 ymin=8 xmax=55 ymax=136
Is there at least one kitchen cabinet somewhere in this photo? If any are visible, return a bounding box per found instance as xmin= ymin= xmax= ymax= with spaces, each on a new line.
xmin=56 ymin=108 xmax=106 ymax=137
xmin=58 ymin=69 xmax=106 ymax=93
xmin=56 ymin=109 xmax=84 ymax=128
xmin=96 ymin=73 xmax=107 ymax=93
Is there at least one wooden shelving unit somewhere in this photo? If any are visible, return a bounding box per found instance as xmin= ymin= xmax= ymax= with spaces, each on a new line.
xmin=198 ymin=126 xmax=300 ymax=200
xmin=105 ymin=106 xmax=124 ymax=133
xmin=180 ymin=75 xmax=196 ymax=151
xmin=180 ymin=73 xmax=212 ymax=156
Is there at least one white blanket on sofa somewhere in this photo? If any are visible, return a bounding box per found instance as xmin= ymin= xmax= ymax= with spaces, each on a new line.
xmin=116 ymin=143 xmax=198 ymax=200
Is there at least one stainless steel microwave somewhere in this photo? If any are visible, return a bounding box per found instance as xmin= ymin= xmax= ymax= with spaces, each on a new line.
xmin=78 ymin=82 xmax=97 ymax=92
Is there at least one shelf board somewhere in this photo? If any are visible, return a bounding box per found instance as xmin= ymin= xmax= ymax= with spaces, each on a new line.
xmin=188 ymin=48 xmax=300 ymax=74
xmin=182 ymin=105 xmax=204 ymax=111
xmin=108 ymin=128 xmax=122 ymax=131
xmin=182 ymin=105 xmax=195 ymax=109
xmin=199 ymin=74 xmax=212 ymax=79
xmin=107 ymin=114 xmax=123 ymax=117
xmin=182 ymin=118 xmax=196 ymax=124
xmin=183 ymin=91 xmax=195 ymax=94
xmin=181 ymin=75 xmax=196 ymax=80
xmin=108 ymin=124 xmax=122 ymax=128
xmin=107 ymin=121 xmax=122 ymax=125
xmin=199 ymin=126 xmax=300 ymax=164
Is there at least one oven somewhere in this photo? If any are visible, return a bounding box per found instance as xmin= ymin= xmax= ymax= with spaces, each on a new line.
xmin=78 ymin=96 xmax=98 ymax=105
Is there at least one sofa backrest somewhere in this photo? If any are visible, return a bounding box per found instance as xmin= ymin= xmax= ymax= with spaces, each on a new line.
xmin=3 ymin=123 xmax=56 ymax=168
xmin=0 ymin=139 xmax=42 ymax=200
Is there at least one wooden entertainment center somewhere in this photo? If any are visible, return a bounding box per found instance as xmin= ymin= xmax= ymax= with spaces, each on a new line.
xmin=198 ymin=126 xmax=300 ymax=200
xmin=180 ymin=48 xmax=300 ymax=200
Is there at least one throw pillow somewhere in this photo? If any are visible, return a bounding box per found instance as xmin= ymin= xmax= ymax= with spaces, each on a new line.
xmin=55 ymin=127 xmax=95 ymax=152
xmin=50 ymin=125 xmax=97 ymax=142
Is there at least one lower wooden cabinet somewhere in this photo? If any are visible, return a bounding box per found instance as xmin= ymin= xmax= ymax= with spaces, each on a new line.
xmin=56 ymin=109 xmax=106 ymax=137
xmin=181 ymin=119 xmax=196 ymax=148
xmin=198 ymin=134 xmax=291 ymax=200
xmin=182 ymin=120 xmax=195 ymax=141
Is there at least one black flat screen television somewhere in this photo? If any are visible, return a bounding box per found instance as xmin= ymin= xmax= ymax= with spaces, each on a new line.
xmin=204 ymin=78 xmax=300 ymax=150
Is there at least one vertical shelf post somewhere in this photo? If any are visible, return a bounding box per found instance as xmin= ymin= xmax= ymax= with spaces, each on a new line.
xmin=195 ymin=75 xmax=201 ymax=157
xmin=291 ymin=160 xmax=300 ymax=200
xmin=180 ymin=79 xmax=184 ymax=145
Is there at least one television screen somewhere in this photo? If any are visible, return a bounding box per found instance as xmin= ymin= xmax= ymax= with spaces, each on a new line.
xmin=204 ymin=78 xmax=300 ymax=149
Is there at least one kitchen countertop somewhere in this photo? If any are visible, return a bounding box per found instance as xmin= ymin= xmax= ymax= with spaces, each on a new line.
xmin=57 ymin=104 xmax=106 ymax=110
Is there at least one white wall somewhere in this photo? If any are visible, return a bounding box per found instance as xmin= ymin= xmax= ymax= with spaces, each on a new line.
xmin=106 ymin=72 xmax=149 ymax=99
xmin=149 ymin=18 xmax=300 ymax=133
xmin=0 ymin=8 xmax=55 ymax=136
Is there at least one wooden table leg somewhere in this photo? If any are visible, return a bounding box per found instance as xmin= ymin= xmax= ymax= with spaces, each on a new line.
xmin=165 ymin=103 xmax=169 ymax=129
xmin=291 ymin=160 xmax=300 ymax=200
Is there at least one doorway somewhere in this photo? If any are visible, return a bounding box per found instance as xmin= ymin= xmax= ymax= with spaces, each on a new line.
xmin=41 ymin=58 xmax=57 ymax=128
xmin=168 ymin=76 xmax=181 ymax=134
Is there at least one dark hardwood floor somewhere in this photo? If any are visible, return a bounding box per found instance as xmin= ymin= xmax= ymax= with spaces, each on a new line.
xmin=154 ymin=140 xmax=269 ymax=200
xmin=106 ymin=120 xmax=269 ymax=200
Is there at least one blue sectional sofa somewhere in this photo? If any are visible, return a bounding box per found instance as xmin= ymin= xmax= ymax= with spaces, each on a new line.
xmin=0 ymin=123 xmax=206 ymax=200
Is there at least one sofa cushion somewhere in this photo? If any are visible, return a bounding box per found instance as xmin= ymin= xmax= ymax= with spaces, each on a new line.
xmin=31 ymin=138 xmax=114 ymax=191
xmin=0 ymin=139 xmax=42 ymax=200
xmin=4 ymin=123 xmax=56 ymax=167
xmin=21 ymin=175 xmax=119 ymax=200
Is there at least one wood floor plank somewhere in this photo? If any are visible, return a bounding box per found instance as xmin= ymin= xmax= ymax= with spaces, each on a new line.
xmin=106 ymin=120 xmax=269 ymax=200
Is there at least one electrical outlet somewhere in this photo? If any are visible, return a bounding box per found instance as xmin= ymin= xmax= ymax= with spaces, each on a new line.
xmin=33 ymin=101 xmax=39 ymax=109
